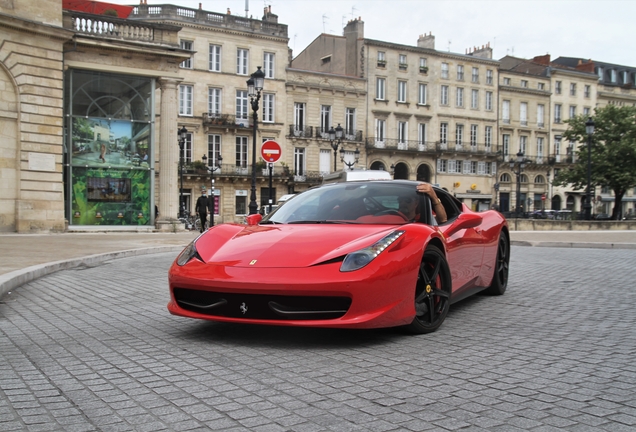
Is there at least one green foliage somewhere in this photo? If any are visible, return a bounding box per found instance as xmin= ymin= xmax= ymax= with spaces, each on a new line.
xmin=554 ymin=105 xmax=636 ymax=219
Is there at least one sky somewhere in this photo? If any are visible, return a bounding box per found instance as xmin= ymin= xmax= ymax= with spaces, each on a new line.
xmin=106 ymin=0 xmax=636 ymax=67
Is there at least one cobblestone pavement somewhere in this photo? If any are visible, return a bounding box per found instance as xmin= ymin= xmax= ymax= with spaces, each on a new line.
xmin=1 ymin=247 xmax=636 ymax=431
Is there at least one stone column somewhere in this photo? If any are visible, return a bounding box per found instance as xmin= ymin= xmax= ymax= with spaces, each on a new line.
xmin=156 ymin=77 xmax=182 ymax=231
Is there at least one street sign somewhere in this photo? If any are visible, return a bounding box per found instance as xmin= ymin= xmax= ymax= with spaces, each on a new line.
xmin=541 ymin=194 xmax=546 ymax=201
xmin=261 ymin=140 xmax=281 ymax=163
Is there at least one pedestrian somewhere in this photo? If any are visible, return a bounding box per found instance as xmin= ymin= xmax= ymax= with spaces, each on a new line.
xmin=195 ymin=190 xmax=209 ymax=233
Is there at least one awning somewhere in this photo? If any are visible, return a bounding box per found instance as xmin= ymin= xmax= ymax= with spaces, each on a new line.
xmin=601 ymin=196 xmax=636 ymax=202
xmin=63 ymin=0 xmax=134 ymax=18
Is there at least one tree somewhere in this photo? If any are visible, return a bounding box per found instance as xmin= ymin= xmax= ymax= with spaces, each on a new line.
xmin=553 ymin=105 xmax=636 ymax=220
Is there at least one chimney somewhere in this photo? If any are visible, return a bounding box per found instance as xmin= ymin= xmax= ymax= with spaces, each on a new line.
xmin=532 ymin=54 xmax=551 ymax=66
xmin=343 ymin=16 xmax=364 ymax=39
xmin=467 ymin=42 xmax=492 ymax=59
xmin=262 ymin=5 xmax=278 ymax=23
xmin=575 ymin=59 xmax=595 ymax=74
xmin=417 ymin=32 xmax=435 ymax=49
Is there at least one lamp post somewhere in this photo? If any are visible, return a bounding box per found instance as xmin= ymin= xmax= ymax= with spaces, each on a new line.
xmin=202 ymin=153 xmax=222 ymax=226
xmin=327 ymin=123 xmax=344 ymax=172
xmin=509 ymin=150 xmax=526 ymax=218
xmin=585 ymin=117 xmax=595 ymax=220
xmin=247 ymin=66 xmax=265 ymax=215
xmin=177 ymin=126 xmax=188 ymax=218
xmin=340 ymin=147 xmax=360 ymax=170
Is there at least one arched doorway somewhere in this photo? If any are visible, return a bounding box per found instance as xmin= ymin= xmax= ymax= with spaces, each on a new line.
xmin=566 ymin=195 xmax=575 ymax=211
xmin=551 ymin=195 xmax=561 ymax=210
xmin=416 ymin=164 xmax=431 ymax=182
xmin=370 ymin=161 xmax=386 ymax=171
xmin=393 ymin=162 xmax=409 ymax=180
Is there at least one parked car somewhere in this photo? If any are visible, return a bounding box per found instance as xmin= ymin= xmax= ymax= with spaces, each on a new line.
xmin=168 ymin=179 xmax=510 ymax=334
xmin=594 ymin=213 xmax=612 ymax=220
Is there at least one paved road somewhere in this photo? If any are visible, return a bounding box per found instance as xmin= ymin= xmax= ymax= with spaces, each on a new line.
xmin=1 ymin=246 xmax=635 ymax=431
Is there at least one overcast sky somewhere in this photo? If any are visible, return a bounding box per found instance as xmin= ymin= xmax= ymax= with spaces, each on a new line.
xmin=107 ymin=0 xmax=636 ymax=67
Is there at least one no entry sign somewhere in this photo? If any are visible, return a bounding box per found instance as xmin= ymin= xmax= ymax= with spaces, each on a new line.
xmin=261 ymin=140 xmax=281 ymax=163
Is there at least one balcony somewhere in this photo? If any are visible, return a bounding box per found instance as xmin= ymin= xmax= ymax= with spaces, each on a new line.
xmin=289 ymin=125 xmax=313 ymax=138
xmin=366 ymin=138 xmax=497 ymax=155
xmin=202 ymin=112 xmax=241 ymax=128
xmin=314 ymin=127 xmax=363 ymax=142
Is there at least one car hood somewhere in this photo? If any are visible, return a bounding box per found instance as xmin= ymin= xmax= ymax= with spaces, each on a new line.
xmin=194 ymin=223 xmax=405 ymax=268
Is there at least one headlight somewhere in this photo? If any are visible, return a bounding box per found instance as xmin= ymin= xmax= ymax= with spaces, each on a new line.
xmin=176 ymin=240 xmax=202 ymax=266
xmin=340 ymin=230 xmax=404 ymax=272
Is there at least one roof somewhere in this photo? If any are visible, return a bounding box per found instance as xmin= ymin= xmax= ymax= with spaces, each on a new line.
xmin=62 ymin=0 xmax=134 ymax=18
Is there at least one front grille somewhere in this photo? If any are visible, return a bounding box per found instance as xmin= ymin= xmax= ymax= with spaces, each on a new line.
xmin=173 ymin=288 xmax=351 ymax=321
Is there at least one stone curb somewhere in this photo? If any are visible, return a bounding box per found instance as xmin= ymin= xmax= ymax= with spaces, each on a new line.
xmin=510 ymin=240 xmax=636 ymax=249
xmin=0 ymin=246 xmax=183 ymax=299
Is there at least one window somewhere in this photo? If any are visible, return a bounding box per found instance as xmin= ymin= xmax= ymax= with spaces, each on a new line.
xmin=398 ymin=80 xmax=407 ymax=102
xmin=294 ymin=102 xmax=305 ymax=131
xmin=418 ymin=83 xmax=427 ymax=105
xmin=583 ymin=107 xmax=590 ymax=116
xmin=486 ymin=91 xmax=493 ymax=111
xmin=471 ymin=89 xmax=478 ymax=109
xmin=441 ymin=62 xmax=449 ymax=79
xmin=397 ymin=121 xmax=408 ymax=144
xmin=294 ymin=148 xmax=305 ymax=176
xmin=399 ymin=54 xmax=407 ymax=70
xmin=377 ymin=51 xmax=386 ymax=67
xmin=470 ymin=124 xmax=478 ymax=148
xmin=486 ymin=69 xmax=493 ymax=84
xmin=537 ymin=137 xmax=544 ymax=159
xmin=376 ymin=77 xmax=386 ymax=100
xmin=209 ymin=44 xmax=221 ymax=72
xmin=485 ymin=126 xmax=492 ymax=151
xmin=179 ymin=131 xmax=193 ymax=163
xmin=570 ymin=83 xmax=576 ymax=96
xmin=520 ymin=136 xmax=527 ymax=154
xmin=472 ymin=67 xmax=479 ymax=83
xmin=235 ymin=191 xmax=247 ymax=215
xmin=584 ymin=85 xmax=591 ymax=98
xmin=537 ymin=104 xmax=545 ymax=128
xmin=448 ymin=160 xmax=459 ymax=174
xmin=345 ymin=108 xmax=356 ymax=135
xmin=597 ymin=67 xmax=604 ymax=80
xmin=236 ymin=48 xmax=249 ymax=75
xmin=503 ymin=77 xmax=511 ymax=86
xmin=236 ymin=90 xmax=248 ymax=123
xmin=235 ymin=136 xmax=248 ymax=169
xmin=208 ymin=88 xmax=221 ymax=115
xmin=503 ymin=134 xmax=510 ymax=158
xmin=418 ymin=123 xmax=427 ymax=147
xmin=554 ymin=104 xmax=562 ymax=123
xmin=520 ymin=102 xmax=528 ymax=126
xmin=179 ymin=84 xmax=193 ymax=116
xmin=180 ymin=40 xmax=193 ymax=69
xmin=622 ymin=70 xmax=629 ymax=84
xmin=569 ymin=105 xmax=576 ymax=119
xmin=207 ymin=134 xmax=221 ymax=167
xmin=502 ymin=100 xmax=510 ymax=124
xmin=263 ymin=52 xmax=275 ymax=78
xmin=375 ymin=119 xmax=386 ymax=143
xmin=440 ymin=85 xmax=449 ymax=105
xmin=440 ymin=122 xmax=448 ymax=147
xmin=500 ymin=173 xmax=511 ymax=183
xmin=457 ymin=65 xmax=464 ymax=80
xmin=262 ymin=93 xmax=275 ymax=123
xmin=455 ymin=124 xmax=463 ymax=148
xmin=320 ymin=105 xmax=331 ymax=132
xmin=419 ymin=57 xmax=427 ymax=72
xmin=610 ymin=69 xmax=617 ymax=83
xmin=437 ymin=159 xmax=447 ymax=173
xmin=538 ymin=82 xmax=545 ymax=90
xmin=456 ymin=87 xmax=464 ymax=107
xmin=554 ymin=136 xmax=562 ymax=159
xmin=521 ymin=80 xmax=528 ymax=88
xmin=555 ymin=81 xmax=562 ymax=94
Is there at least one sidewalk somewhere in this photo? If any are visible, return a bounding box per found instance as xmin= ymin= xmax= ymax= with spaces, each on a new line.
xmin=1 ymin=230 xmax=635 ymax=298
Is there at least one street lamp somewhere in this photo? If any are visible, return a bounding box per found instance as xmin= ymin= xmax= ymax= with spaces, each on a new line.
xmin=177 ymin=125 xmax=188 ymax=218
xmin=585 ymin=117 xmax=595 ymax=220
xmin=247 ymin=66 xmax=265 ymax=215
xmin=509 ymin=150 xmax=527 ymax=218
xmin=327 ymin=123 xmax=344 ymax=172
xmin=202 ymin=153 xmax=222 ymax=226
xmin=340 ymin=147 xmax=360 ymax=170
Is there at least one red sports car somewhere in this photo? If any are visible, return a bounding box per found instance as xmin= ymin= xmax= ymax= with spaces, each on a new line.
xmin=168 ymin=179 xmax=509 ymax=334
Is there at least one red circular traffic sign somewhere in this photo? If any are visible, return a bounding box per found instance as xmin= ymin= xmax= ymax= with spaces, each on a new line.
xmin=261 ymin=140 xmax=281 ymax=163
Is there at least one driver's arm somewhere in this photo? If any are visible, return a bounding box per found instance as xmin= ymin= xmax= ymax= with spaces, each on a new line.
xmin=416 ymin=183 xmax=448 ymax=224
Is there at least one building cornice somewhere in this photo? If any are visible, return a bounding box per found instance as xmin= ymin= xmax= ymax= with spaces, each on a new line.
xmin=499 ymin=85 xmax=552 ymax=97
xmin=0 ymin=12 xmax=74 ymax=41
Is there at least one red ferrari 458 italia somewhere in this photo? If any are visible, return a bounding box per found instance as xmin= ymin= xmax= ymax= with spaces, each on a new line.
xmin=168 ymin=177 xmax=509 ymax=334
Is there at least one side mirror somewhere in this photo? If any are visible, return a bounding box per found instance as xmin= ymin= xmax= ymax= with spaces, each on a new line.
xmin=246 ymin=214 xmax=262 ymax=226
xmin=452 ymin=212 xmax=482 ymax=231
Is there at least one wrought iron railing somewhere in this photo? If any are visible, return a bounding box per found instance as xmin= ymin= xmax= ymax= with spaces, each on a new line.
xmin=289 ymin=125 xmax=314 ymax=138
xmin=202 ymin=112 xmax=240 ymax=128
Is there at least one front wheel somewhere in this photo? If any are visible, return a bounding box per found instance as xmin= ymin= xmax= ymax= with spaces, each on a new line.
xmin=405 ymin=245 xmax=452 ymax=334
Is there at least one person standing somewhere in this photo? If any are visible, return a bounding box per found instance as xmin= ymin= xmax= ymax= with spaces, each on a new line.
xmin=195 ymin=190 xmax=209 ymax=233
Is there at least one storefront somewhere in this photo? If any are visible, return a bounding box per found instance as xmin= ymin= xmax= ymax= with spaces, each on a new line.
xmin=65 ymin=69 xmax=155 ymax=227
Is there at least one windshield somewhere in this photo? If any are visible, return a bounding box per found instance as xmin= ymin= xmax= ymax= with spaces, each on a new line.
xmin=262 ymin=182 xmax=433 ymax=225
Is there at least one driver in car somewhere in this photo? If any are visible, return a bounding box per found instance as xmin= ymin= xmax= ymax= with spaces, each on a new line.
xmin=398 ymin=184 xmax=448 ymax=224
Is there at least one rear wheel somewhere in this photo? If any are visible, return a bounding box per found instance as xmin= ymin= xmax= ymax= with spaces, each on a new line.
xmin=484 ymin=232 xmax=509 ymax=295
xmin=405 ymin=245 xmax=452 ymax=334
